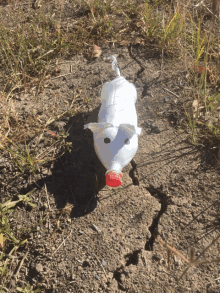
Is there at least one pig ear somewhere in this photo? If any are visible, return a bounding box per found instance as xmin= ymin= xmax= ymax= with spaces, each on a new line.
xmin=120 ymin=124 xmax=136 ymax=137
xmin=84 ymin=123 xmax=98 ymax=132
xmin=84 ymin=122 xmax=113 ymax=132
xmin=120 ymin=124 xmax=142 ymax=137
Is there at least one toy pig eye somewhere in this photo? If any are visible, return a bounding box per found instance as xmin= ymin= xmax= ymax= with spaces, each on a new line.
xmin=104 ymin=137 xmax=111 ymax=144
xmin=124 ymin=138 xmax=130 ymax=145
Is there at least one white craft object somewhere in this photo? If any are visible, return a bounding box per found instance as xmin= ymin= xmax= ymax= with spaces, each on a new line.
xmin=84 ymin=55 xmax=142 ymax=187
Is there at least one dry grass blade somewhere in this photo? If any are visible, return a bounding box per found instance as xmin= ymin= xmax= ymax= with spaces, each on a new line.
xmin=158 ymin=232 xmax=220 ymax=283
xmin=196 ymin=257 xmax=220 ymax=266
xmin=13 ymin=252 xmax=28 ymax=281
xmin=92 ymin=253 xmax=108 ymax=279
xmin=183 ymin=198 xmax=220 ymax=231
xmin=178 ymin=233 xmax=220 ymax=283
xmin=158 ymin=238 xmax=190 ymax=265
xmin=51 ymin=230 xmax=72 ymax=256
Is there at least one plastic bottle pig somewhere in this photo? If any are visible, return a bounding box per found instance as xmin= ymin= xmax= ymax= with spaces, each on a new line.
xmin=84 ymin=55 xmax=142 ymax=187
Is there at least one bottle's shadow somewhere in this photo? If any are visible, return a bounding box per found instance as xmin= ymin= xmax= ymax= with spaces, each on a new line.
xmin=33 ymin=107 xmax=106 ymax=218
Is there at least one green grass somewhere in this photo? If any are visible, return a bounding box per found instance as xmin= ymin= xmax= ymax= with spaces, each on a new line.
xmin=16 ymin=285 xmax=41 ymax=293
xmin=0 ymin=189 xmax=36 ymax=290
xmin=16 ymin=284 xmax=41 ymax=293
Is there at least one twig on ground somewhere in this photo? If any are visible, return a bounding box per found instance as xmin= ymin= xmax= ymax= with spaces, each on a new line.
xmin=35 ymin=141 xmax=58 ymax=159
xmin=193 ymin=233 xmax=220 ymax=264
xmin=91 ymin=224 xmax=101 ymax=233
xmin=45 ymin=183 xmax=51 ymax=210
xmin=158 ymin=238 xmax=190 ymax=264
xmin=92 ymin=253 xmax=108 ymax=279
xmin=51 ymin=230 xmax=72 ymax=256
xmin=183 ymin=198 xmax=220 ymax=231
xmin=163 ymin=88 xmax=180 ymax=98
xmin=195 ymin=1 xmax=220 ymax=20
xmin=196 ymin=257 xmax=220 ymax=265
xmin=50 ymin=72 xmax=74 ymax=80
xmin=178 ymin=233 xmax=220 ymax=282
xmin=36 ymin=49 xmax=54 ymax=60
xmin=45 ymin=105 xmax=76 ymax=127
xmin=76 ymin=236 xmax=108 ymax=279
xmin=13 ymin=251 xmax=28 ymax=281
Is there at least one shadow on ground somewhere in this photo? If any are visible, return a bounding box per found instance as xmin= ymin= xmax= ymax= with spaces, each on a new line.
xmin=24 ymin=107 xmax=107 ymax=218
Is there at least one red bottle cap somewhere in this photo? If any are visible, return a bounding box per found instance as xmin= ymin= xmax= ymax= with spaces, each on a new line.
xmin=106 ymin=172 xmax=122 ymax=187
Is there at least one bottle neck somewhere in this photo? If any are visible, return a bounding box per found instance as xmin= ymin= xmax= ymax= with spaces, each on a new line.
xmin=106 ymin=170 xmax=122 ymax=177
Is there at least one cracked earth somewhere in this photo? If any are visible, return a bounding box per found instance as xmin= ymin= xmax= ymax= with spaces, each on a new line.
xmin=3 ymin=45 xmax=220 ymax=292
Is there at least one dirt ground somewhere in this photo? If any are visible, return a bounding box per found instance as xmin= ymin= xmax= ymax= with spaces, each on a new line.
xmin=1 ymin=44 xmax=220 ymax=293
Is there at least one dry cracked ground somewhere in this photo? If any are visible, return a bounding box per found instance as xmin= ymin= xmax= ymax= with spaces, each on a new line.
xmin=1 ymin=46 xmax=220 ymax=292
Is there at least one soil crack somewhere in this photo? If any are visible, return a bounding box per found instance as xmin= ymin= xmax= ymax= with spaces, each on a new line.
xmin=145 ymin=185 xmax=169 ymax=251
xmin=128 ymin=44 xmax=146 ymax=83
xmin=129 ymin=159 xmax=139 ymax=186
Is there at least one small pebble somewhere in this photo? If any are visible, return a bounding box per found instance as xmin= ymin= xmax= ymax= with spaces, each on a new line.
xmin=42 ymin=168 xmax=49 ymax=175
xmin=41 ymin=283 xmax=47 ymax=288
xmin=11 ymin=187 xmax=18 ymax=193
xmin=173 ymin=255 xmax=180 ymax=266
xmin=81 ymin=273 xmax=86 ymax=280
xmin=35 ymin=263 xmax=43 ymax=273
xmin=43 ymin=203 xmax=48 ymax=209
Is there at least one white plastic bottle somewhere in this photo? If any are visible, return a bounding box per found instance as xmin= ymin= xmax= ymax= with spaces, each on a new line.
xmin=84 ymin=56 xmax=142 ymax=187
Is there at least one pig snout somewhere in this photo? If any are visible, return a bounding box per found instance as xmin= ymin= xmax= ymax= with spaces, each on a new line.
xmin=93 ymin=126 xmax=139 ymax=187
